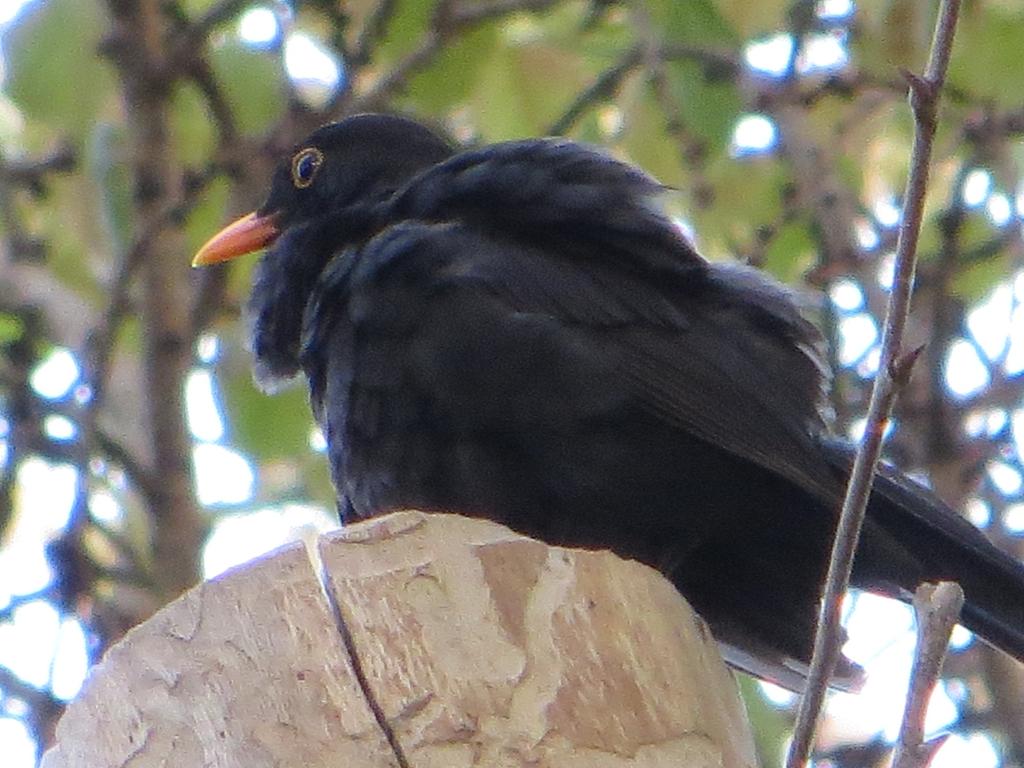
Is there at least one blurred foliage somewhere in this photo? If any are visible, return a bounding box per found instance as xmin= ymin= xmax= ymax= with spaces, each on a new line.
xmin=1 ymin=0 xmax=1024 ymax=767
xmin=4 ymin=0 xmax=114 ymax=136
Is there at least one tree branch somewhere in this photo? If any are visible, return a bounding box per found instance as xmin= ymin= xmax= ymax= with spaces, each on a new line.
xmin=548 ymin=41 xmax=739 ymax=136
xmin=0 ymin=144 xmax=76 ymax=262
xmin=102 ymin=0 xmax=207 ymax=600
xmin=891 ymin=582 xmax=964 ymax=768
xmin=348 ymin=0 xmax=401 ymax=70
xmin=188 ymin=0 xmax=251 ymax=42
xmin=786 ymin=1 xmax=963 ymax=765
xmin=547 ymin=48 xmax=641 ymax=135
xmin=0 ymin=664 xmax=64 ymax=755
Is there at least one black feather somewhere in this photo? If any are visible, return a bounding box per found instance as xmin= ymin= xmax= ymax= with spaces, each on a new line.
xmin=232 ymin=113 xmax=1024 ymax=689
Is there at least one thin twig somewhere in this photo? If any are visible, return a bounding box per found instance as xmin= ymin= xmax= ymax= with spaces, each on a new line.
xmin=94 ymin=427 xmax=161 ymax=505
xmin=547 ymin=49 xmax=641 ymax=135
xmin=448 ymin=0 xmax=557 ymax=24
xmin=0 ymin=144 xmax=76 ymax=262
xmin=785 ymin=0 xmax=963 ymax=765
xmin=632 ymin=7 xmax=714 ymax=200
xmin=343 ymin=0 xmax=559 ymax=114
xmin=548 ymin=41 xmax=738 ymax=136
xmin=0 ymin=144 xmax=76 ymax=191
xmin=190 ymin=0 xmax=251 ymax=40
xmin=187 ymin=58 xmax=239 ymax=144
xmin=891 ymin=582 xmax=964 ymax=768
xmin=346 ymin=29 xmax=447 ymax=114
xmin=82 ymin=167 xmax=220 ymax=411
xmin=348 ymin=0 xmax=401 ymax=70
xmin=0 ymin=665 xmax=63 ymax=724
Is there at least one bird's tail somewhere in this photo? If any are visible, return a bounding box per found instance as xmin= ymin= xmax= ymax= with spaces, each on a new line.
xmin=824 ymin=441 xmax=1024 ymax=661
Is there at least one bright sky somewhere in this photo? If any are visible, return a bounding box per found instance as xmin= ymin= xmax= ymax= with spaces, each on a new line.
xmin=0 ymin=1 xmax=1021 ymax=767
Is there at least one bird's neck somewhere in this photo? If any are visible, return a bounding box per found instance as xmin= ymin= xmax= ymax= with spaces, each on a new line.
xmin=247 ymin=201 xmax=385 ymax=390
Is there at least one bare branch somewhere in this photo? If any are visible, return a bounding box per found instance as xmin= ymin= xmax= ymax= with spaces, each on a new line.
xmin=547 ymin=49 xmax=641 ymax=135
xmin=0 ymin=664 xmax=63 ymax=760
xmin=187 ymin=58 xmax=240 ymax=144
xmin=0 ymin=143 xmax=76 ymax=192
xmin=891 ymin=582 xmax=964 ymax=768
xmin=0 ymin=143 xmax=76 ymax=262
xmin=82 ymin=166 xmax=220 ymax=412
xmin=102 ymin=0 xmax=207 ymax=599
xmin=786 ymin=0 xmax=963 ymax=765
xmin=349 ymin=0 xmax=401 ymax=70
xmin=345 ymin=28 xmax=445 ymax=114
xmin=549 ymin=40 xmax=738 ymax=136
xmin=634 ymin=10 xmax=719 ymax=199
xmin=190 ymin=0 xmax=251 ymax=41
xmin=448 ymin=0 xmax=557 ymax=24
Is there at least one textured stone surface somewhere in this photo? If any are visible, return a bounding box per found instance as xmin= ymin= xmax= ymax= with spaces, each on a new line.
xmin=42 ymin=511 xmax=758 ymax=768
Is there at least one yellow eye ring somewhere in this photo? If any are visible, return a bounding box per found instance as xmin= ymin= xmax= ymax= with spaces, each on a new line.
xmin=291 ymin=147 xmax=324 ymax=189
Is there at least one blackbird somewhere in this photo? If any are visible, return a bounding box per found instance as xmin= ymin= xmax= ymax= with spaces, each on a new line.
xmin=194 ymin=113 xmax=1024 ymax=688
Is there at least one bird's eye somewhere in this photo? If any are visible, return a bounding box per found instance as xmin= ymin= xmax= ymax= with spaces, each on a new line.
xmin=291 ymin=147 xmax=324 ymax=189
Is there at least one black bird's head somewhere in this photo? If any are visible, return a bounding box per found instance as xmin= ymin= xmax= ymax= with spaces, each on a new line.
xmin=193 ymin=114 xmax=454 ymax=387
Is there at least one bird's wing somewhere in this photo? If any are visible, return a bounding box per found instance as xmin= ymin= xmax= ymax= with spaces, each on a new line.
xmin=305 ymin=219 xmax=842 ymax=505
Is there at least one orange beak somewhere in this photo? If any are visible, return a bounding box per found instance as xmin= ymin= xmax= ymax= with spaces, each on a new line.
xmin=191 ymin=211 xmax=281 ymax=267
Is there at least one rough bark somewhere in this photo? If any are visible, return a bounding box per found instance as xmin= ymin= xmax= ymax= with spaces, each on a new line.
xmin=104 ymin=0 xmax=205 ymax=598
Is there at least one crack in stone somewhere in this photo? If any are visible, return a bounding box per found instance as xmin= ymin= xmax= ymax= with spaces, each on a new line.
xmin=305 ymin=535 xmax=411 ymax=768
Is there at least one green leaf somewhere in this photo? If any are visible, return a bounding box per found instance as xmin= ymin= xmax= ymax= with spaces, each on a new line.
xmin=951 ymin=250 xmax=1013 ymax=303
xmin=297 ymin=453 xmax=336 ymax=508
xmin=736 ymin=675 xmax=792 ymax=768
xmin=663 ymin=58 xmax=743 ymax=158
xmin=948 ymin=212 xmax=1014 ymax=302
xmin=646 ymin=0 xmax=739 ymax=45
xmin=404 ymin=24 xmax=500 ymax=113
xmin=695 ymin=155 xmax=788 ymax=257
xmin=171 ymin=83 xmax=218 ymax=168
xmin=40 ymin=175 xmax=106 ymax=305
xmin=958 ymin=210 xmax=999 ymax=253
xmin=372 ymin=0 xmax=433 ymax=64
xmin=947 ymin=7 xmax=1024 ymax=107
xmin=763 ymin=220 xmax=815 ymax=284
xmin=221 ymin=364 xmax=315 ymax=461
xmin=208 ymin=41 xmax=286 ymax=134
xmin=471 ymin=40 xmax=590 ymax=140
xmin=853 ymin=0 xmax=931 ymax=76
xmin=86 ymin=122 xmax=134 ymax=256
xmin=4 ymin=0 xmax=114 ymax=140
xmin=0 ymin=313 xmax=26 ymax=345
xmin=184 ymin=177 xmax=232 ymax=261
xmin=713 ymin=0 xmax=789 ymax=39
xmin=620 ymin=87 xmax=687 ymax=187
xmin=573 ymin=7 xmax=636 ymax=64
